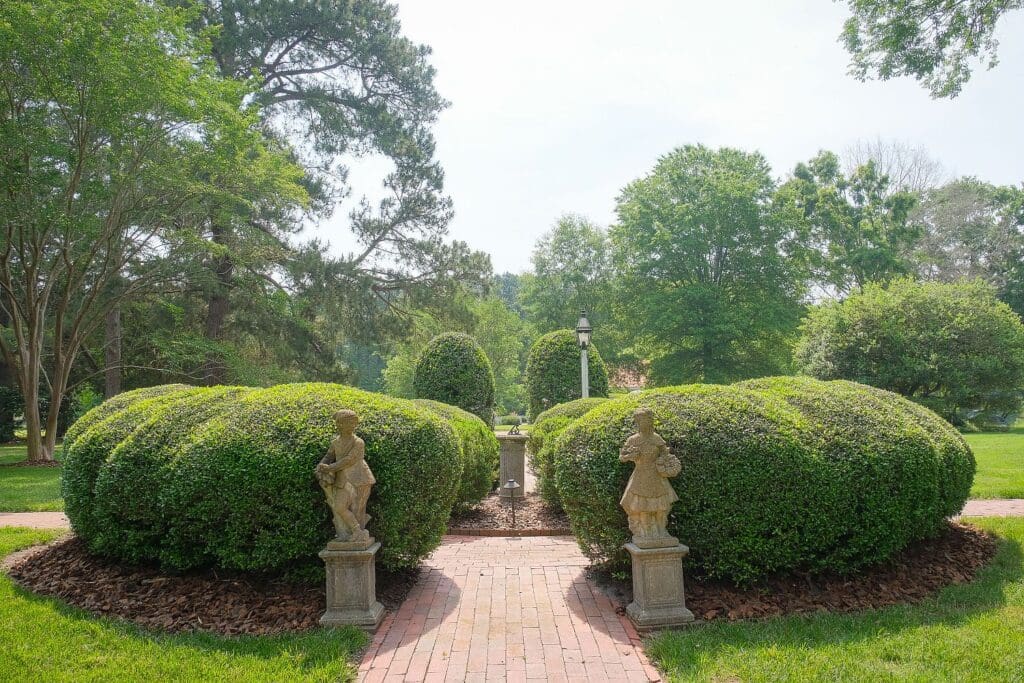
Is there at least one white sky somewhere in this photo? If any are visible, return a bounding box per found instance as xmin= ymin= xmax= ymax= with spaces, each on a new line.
xmin=312 ymin=1 xmax=1024 ymax=274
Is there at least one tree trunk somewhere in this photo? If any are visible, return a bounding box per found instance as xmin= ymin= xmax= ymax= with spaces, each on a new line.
xmin=22 ymin=390 xmax=53 ymax=463
xmin=202 ymin=226 xmax=233 ymax=386
xmin=104 ymin=306 xmax=122 ymax=397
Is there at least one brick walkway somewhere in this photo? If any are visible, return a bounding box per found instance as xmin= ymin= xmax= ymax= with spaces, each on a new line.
xmin=358 ymin=535 xmax=659 ymax=682
xmin=960 ymin=499 xmax=1024 ymax=517
xmin=0 ymin=512 xmax=69 ymax=528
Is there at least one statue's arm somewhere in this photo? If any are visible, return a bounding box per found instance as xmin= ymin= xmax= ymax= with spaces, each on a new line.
xmin=333 ymin=440 xmax=365 ymax=469
xmin=619 ymin=438 xmax=637 ymax=462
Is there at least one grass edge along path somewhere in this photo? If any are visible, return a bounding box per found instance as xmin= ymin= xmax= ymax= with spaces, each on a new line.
xmin=647 ymin=517 xmax=1024 ymax=682
xmin=0 ymin=527 xmax=366 ymax=683
xmin=964 ymin=422 xmax=1024 ymax=499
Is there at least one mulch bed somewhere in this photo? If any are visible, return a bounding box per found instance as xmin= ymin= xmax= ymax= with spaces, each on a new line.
xmin=448 ymin=492 xmax=571 ymax=535
xmin=592 ymin=521 xmax=999 ymax=622
xmin=5 ymin=537 xmax=418 ymax=636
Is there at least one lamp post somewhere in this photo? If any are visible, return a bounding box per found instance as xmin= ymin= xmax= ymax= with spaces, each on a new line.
xmin=575 ymin=310 xmax=592 ymax=399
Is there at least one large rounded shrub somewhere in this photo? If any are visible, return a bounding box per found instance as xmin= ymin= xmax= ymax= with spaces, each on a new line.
xmin=525 ymin=330 xmax=609 ymax=420
xmin=62 ymin=384 xmax=194 ymax=542
xmin=64 ymin=383 xmax=463 ymax=573
xmin=795 ymin=278 xmax=1024 ymax=428
xmin=414 ymin=399 xmax=500 ymax=511
xmin=414 ymin=333 xmax=495 ymax=424
xmin=527 ymin=397 xmax=608 ymax=507
xmin=552 ymin=378 xmax=974 ymax=583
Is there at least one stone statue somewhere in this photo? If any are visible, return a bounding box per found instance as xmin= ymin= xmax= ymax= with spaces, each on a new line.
xmin=316 ymin=409 xmax=375 ymax=545
xmin=619 ymin=407 xmax=681 ymax=548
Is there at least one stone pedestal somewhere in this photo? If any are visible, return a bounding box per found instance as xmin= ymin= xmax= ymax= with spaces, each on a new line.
xmin=319 ymin=539 xmax=384 ymax=630
xmin=497 ymin=433 xmax=528 ymax=499
xmin=625 ymin=542 xmax=695 ymax=630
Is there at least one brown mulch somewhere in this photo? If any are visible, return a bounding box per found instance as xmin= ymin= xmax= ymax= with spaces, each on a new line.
xmin=448 ymin=492 xmax=571 ymax=533
xmin=5 ymin=536 xmax=418 ymax=636
xmin=593 ymin=521 xmax=999 ymax=622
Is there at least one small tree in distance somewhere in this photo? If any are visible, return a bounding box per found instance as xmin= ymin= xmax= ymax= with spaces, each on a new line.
xmin=796 ymin=278 xmax=1024 ymax=428
xmin=526 ymin=330 xmax=609 ymax=420
xmin=414 ymin=333 xmax=495 ymax=424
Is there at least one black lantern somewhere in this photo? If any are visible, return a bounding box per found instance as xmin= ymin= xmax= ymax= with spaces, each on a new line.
xmin=503 ymin=478 xmax=521 ymax=527
xmin=575 ymin=310 xmax=592 ymax=350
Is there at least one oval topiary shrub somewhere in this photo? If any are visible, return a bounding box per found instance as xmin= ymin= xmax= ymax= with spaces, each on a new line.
xmin=414 ymin=398 xmax=500 ymax=511
xmin=156 ymin=383 xmax=462 ymax=572
xmin=527 ymin=397 xmax=608 ymax=508
xmin=63 ymin=383 xmax=463 ymax=573
xmin=526 ymin=330 xmax=608 ymax=420
xmin=88 ymin=386 xmax=251 ymax=562
xmin=414 ymin=332 xmax=496 ymax=424
xmin=552 ymin=378 xmax=973 ymax=584
xmin=61 ymin=384 xmax=195 ymax=543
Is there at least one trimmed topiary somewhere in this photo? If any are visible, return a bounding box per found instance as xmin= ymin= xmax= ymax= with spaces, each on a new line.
xmin=88 ymin=386 xmax=251 ymax=562
xmin=414 ymin=399 xmax=500 ymax=511
xmin=61 ymin=385 xmax=194 ymax=543
xmin=63 ymin=383 xmax=463 ymax=573
xmin=552 ymin=378 xmax=974 ymax=584
xmin=413 ymin=332 xmax=496 ymax=424
xmin=526 ymin=330 xmax=608 ymax=420
xmin=527 ymin=397 xmax=608 ymax=508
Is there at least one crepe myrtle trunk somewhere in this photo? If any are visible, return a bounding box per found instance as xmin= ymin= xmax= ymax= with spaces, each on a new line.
xmin=104 ymin=306 xmax=122 ymax=397
xmin=202 ymin=225 xmax=233 ymax=386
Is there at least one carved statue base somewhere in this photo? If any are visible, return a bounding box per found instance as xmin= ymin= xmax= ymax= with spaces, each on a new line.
xmin=497 ymin=433 xmax=528 ymax=499
xmin=625 ymin=541 xmax=696 ymax=631
xmin=320 ymin=539 xmax=384 ymax=631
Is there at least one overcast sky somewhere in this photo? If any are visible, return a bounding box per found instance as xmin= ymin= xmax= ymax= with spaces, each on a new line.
xmin=313 ymin=1 xmax=1024 ymax=274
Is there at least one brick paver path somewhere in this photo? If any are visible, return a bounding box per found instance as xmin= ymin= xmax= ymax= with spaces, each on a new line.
xmin=358 ymin=535 xmax=660 ymax=682
xmin=0 ymin=512 xmax=68 ymax=528
xmin=960 ymin=499 xmax=1024 ymax=517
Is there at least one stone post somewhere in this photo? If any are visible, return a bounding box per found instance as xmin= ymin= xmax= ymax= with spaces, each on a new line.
xmin=320 ymin=538 xmax=385 ymax=630
xmin=497 ymin=432 xmax=528 ymax=498
xmin=625 ymin=542 xmax=695 ymax=630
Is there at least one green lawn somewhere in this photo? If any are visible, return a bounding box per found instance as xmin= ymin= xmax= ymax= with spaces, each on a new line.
xmin=648 ymin=517 xmax=1024 ymax=682
xmin=0 ymin=527 xmax=365 ymax=682
xmin=0 ymin=445 xmax=63 ymax=512
xmin=964 ymin=421 xmax=1024 ymax=499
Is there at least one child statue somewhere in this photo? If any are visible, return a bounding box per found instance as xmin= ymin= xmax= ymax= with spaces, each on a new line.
xmin=619 ymin=407 xmax=681 ymax=548
xmin=316 ymin=409 xmax=375 ymax=545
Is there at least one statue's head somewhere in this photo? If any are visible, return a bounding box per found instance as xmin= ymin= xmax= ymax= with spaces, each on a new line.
xmin=633 ymin=407 xmax=654 ymax=432
xmin=333 ymin=409 xmax=359 ymax=434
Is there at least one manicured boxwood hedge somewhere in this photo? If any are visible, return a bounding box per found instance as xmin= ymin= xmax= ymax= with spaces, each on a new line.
xmin=527 ymin=397 xmax=608 ymax=508
xmin=525 ymin=330 xmax=609 ymax=420
xmin=414 ymin=332 xmax=495 ymax=424
xmin=414 ymin=399 xmax=500 ymax=511
xmin=62 ymin=383 xmax=463 ymax=572
xmin=552 ymin=378 xmax=974 ymax=584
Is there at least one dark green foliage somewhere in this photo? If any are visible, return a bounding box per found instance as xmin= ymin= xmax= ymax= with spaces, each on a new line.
xmin=796 ymin=278 xmax=1024 ymax=428
xmin=525 ymin=330 xmax=609 ymax=420
xmin=89 ymin=387 xmax=251 ymax=562
xmin=552 ymin=378 xmax=973 ymax=584
xmin=61 ymin=385 xmax=197 ymax=543
xmin=527 ymin=398 xmax=608 ymax=508
xmin=0 ymin=386 xmax=23 ymax=443
xmin=413 ymin=333 xmax=496 ymax=423
xmin=414 ymin=399 xmax=499 ymax=511
xmin=62 ymin=383 xmax=462 ymax=573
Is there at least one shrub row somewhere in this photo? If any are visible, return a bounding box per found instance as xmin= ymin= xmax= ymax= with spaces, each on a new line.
xmin=527 ymin=397 xmax=608 ymax=508
xmin=414 ymin=399 xmax=500 ymax=511
xmin=552 ymin=377 xmax=974 ymax=584
xmin=63 ymin=383 xmax=464 ymax=572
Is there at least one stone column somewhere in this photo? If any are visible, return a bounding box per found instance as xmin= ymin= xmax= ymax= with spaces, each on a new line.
xmin=497 ymin=432 xmax=528 ymax=498
xmin=625 ymin=541 xmax=695 ymax=630
xmin=319 ymin=539 xmax=385 ymax=630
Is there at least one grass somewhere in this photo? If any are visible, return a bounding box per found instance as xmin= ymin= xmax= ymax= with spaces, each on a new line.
xmin=0 ymin=445 xmax=63 ymax=512
xmin=964 ymin=421 xmax=1024 ymax=499
xmin=0 ymin=527 xmax=366 ymax=682
xmin=648 ymin=517 xmax=1024 ymax=682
